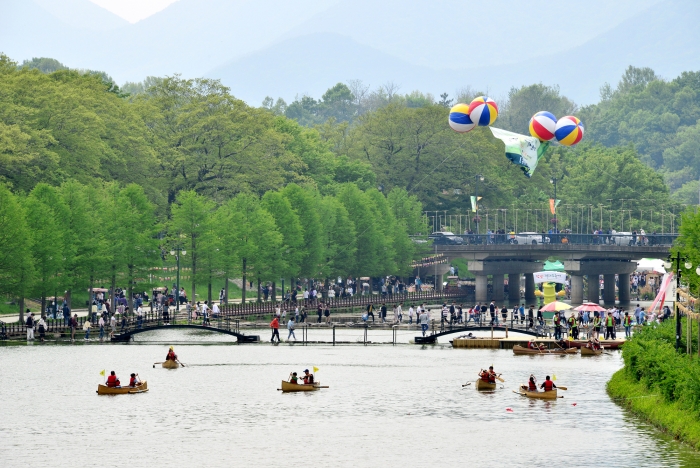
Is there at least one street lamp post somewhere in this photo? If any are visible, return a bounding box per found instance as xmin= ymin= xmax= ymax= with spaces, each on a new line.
xmin=170 ymin=247 xmax=186 ymax=312
xmin=550 ymin=177 xmax=558 ymax=233
xmin=475 ymin=174 xmax=484 ymax=235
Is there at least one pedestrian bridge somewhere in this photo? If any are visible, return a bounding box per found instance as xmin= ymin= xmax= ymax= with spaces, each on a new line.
xmin=111 ymin=323 xmax=260 ymax=343
xmin=414 ymin=322 xmax=544 ymax=344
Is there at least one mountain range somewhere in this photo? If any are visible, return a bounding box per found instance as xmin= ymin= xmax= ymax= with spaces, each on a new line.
xmin=1 ymin=0 xmax=698 ymax=105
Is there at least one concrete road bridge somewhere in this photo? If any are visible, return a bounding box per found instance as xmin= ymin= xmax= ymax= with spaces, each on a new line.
xmin=426 ymin=233 xmax=676 ymax=306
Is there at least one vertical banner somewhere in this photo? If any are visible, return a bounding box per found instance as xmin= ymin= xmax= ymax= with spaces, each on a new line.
xmin=470 ymin=196 xmax=482 ymax=213
xmin=549 ymin=199 xmax=561 ymax=215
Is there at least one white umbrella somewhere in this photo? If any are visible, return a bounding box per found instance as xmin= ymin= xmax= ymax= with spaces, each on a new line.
xmin=636 ymin=258 xmax=665 ymax=274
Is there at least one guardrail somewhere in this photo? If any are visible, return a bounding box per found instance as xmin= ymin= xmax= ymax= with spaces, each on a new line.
xmin=429 ymin=233 xmax=678 ymax=246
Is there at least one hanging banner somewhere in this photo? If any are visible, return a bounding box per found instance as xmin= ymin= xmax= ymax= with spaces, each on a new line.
xmin=470 ymin=196 xmax=482 ymax=213
xmin=489 ymin=127 xmax=550 ymax=178
xmin=533 ymin=271 xmax=567 ymax=284
xmin=549 ymin=199 xmax=561 ymax=215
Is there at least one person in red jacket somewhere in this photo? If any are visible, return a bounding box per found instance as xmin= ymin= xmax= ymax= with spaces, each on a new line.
xmin=270 ymin=317 xmax=280 ymax=343
xmin=540 ymin=375 xmax=557 ymax=392
xmin=106 ymin=371 xmax=120 ymax=387
xmin=129 ymin=373 xmax=140 ymax=387
xmin=528 ymin=375 xmax=538 ymax=392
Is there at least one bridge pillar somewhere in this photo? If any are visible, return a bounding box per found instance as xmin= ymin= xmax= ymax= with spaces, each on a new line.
xmin=570 ymin=275 xmax=584 ymax=305
xmin=603 ymin=274 xmax=616 ymax=306
xmin=587 ymin=275 xmax=600 ymax=304
xmin=492 ymin=274 xmax=504 ymax=302
xmin=525 ymin=274 xmax=536 ymax=304
xmin=475 ymin=274 xmax=488 ymax=303
xmin=619 ymin=273 xmax=631 ymax=306
xmin=508 ymin=273 xmax=521 ymax=303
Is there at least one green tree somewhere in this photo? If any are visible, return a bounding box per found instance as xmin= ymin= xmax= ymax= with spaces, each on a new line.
xmin=336 ymin=184 xmax=383 ymax=277
xmin=281 ymin=184 xmax=323 ymax=278
xmin=0 ymin=185 xmax=33 ymax=320
xmin=170 ymin=190 xmax=216 ymax=303
xmin=261 ymin=190 xmax=303 ymax=296
xmin=499 ymin=84 xmax=577 ymax=134
xmin=317 ymin=196 xmax=357 ymax=278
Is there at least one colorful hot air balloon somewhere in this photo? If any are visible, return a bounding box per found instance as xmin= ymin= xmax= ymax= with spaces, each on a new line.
xmin=529 ymin=111 xmax=557 ymax=141
xmin=554 ymin=116 xmax=584 ymax=146
xmin=448 ymin=103 xmax=476 ymax=133
xmin=468 ymin=96 xmax=499 ymax=126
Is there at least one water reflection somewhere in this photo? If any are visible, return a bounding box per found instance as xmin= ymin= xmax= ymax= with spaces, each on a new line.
xmin=1 ymin=330 xmax=698 ymax=467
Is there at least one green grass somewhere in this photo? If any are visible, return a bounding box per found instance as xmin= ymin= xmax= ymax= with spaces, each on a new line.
xmin=607 ymin=369 xmax=700 ymax=450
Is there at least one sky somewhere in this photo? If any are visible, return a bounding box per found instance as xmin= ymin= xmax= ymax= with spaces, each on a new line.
xmin=89 ymin=0 xmax=179 ymax=23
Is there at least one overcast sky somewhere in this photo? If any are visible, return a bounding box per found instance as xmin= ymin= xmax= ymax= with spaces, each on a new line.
xmin=89 ymin=0 xmax=179 ymax=23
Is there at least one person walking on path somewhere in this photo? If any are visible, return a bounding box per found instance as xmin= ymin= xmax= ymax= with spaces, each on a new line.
xmin=324 ymin=304 xmax=331 ymax=325
xmin=366 ymin=303 xmax=375 ymax=323
xmin=270 ymin=316 xmax=280 ymax=343
xmin=381 ymin=303 xmax=387 ymax=323
xmin=83 ymin=319 xmax=91 ymax=340
xmin=109 ymin=313 xmax=117 ymax=339
xmin=70 ymin=314 xmax=78 ymax=342
xmin=408 ymin=304 xmax=415 ymax=324
xmin=99 ymin=315 xmax=105 ymax=341
xmin=419 ymin=308 xmax=429 ymax=336
xmin=37 ymin=316 xmax=46 ymax=342
xmin=25 ymin=312 xmax=34 ymax=341
xmin=287 ymin=317 xmax=297 ymax=341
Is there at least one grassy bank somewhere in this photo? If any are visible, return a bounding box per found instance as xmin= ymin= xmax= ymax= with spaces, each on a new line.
xmin=608 ymin=319 xmax=700 ymax=450
xmin=607 ymin=369 xmax=700 ymax=449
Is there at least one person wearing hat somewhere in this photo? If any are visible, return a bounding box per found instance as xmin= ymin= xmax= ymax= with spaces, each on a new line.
xmin=302 ymin=369 xmax=314 ymax=385
xmin=166 ymin=346 xmax=177 ymax=362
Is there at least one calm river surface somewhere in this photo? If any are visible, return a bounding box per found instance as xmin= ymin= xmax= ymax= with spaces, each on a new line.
xmin=2 ymin=329 xmax=699 ymax=467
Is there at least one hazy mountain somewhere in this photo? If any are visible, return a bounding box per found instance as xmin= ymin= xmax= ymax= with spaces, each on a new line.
xmin=0 ymin=0 xmax=697 ymax=106
xmin=276 ymin=0 xmax=663 ymax=70
xmin=211 ymin=0 xmax=700 ymax=105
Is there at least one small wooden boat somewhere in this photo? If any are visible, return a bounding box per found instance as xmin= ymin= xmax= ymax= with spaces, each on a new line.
xmin=512 ymin=345 xmax=578 ymax=355
xmin=581 ymin=346 xmax=603 ymax=356
xmin=475 ymin=379 xmax=497 ymax=391
xmin=279 ymin=380 xmax=322 ymax=393
xmin=97 ymin=381 xmax=148 ymax=395
xmin=558 ymin=340 xmax=624 ymax=350
xmin=162 ymin=360 xmax=180 ymax=369
xmin=517 ymin=385 xmax=558 ymax=399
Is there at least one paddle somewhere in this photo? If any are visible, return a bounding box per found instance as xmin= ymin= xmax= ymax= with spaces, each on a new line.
xmin=496 ymin=374 xmax=505 ymax=383
xmin=462 ymin=382 xmax=472 ymax=387
xmin=177 ymin=359 xmax=186 ymax=368
xmin=153 ymin=362 xmax=163 ymax=368
xmin=557 ymin=386 xmax=568 ymax=390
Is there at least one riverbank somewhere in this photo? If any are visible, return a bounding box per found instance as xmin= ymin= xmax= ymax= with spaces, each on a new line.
xmin=607 ymin=318 xmax=700 ymax=451
xmin=608 ymin=370 xmax=700 ymax=450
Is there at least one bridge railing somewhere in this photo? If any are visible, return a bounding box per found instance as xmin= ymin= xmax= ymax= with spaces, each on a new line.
xmin=432 ymin=233 xmax=678 ymax=246
xmin=219 ymin=289 xmax=469 ymax=319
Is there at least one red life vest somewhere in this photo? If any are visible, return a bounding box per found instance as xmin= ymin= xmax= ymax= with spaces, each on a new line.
xmin=543 ymin=379 xmax=554 ymax=391
xmin=480 ymin=372 xmax=489 ymax=382
xmin=129 ymin=377 xmax=138 ymax=387
xmin=106 ymin=375 xmax=119 ymax=387
xmin=528 ymin=380 xmax=537 ymax=391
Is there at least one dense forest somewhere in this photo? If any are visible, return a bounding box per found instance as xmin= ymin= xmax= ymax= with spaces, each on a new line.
xmin=1 ymin=53 xmax=697 ymax=315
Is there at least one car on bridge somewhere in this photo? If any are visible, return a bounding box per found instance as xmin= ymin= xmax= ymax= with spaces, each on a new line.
xmin=513 ymin=232 xmax=550 ymax=245
xmin=428 ymin=231 xmax=464 ymax=245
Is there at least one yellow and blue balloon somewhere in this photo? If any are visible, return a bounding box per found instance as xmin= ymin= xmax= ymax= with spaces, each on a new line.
xmin=448 ymin=103 xmax=476 ymax=133
xmin=555 ymin=116 xmax=584 ymax=146
xmin=468 ymin=96 xmax=499 ymax=126
xmin=529 ymin=111 xmax=557 ymax=141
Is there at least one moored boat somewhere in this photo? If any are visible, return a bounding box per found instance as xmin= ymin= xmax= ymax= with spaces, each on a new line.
xmin=97 ymin=381 xmax=148 ymax=395
xmin=512 ymin=345 xmax=578 ymax=355
xmin=279 ymin=380 xmax=321 ymax=393
xmin=558 ymin=340 xmax=624 ymax=350
xmin=517 ymin=385 xmax=557 ymax=399
xmin=581 ymin=346 xmax=603 ymax=356
xmin=162 ymin=360 xmax=180 ymax=369
xmin=475 ymin=379 xmax=497 ymax=391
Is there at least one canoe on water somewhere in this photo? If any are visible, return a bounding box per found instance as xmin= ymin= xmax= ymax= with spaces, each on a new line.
xmin=512 ymin=345 xmax=578 ymax=355
xmin=162 ymin=360 xmax=180 ymax=369
xmin=97 ymin=381 xmax=148 ymax=395
xmin=475 ymin=379 xmax=497 ymax=391
xmin=558 ymin=340 xmax=624 ymax=350
xmin=279 ymin=381 xmax=322 ymax=393
xmin=581 ymin=346 xmax=603 ymax=356
xmin=517 ymin=385 xmax=558 ymax=400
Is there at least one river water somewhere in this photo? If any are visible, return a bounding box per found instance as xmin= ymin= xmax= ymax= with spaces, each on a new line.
xmin=2 ymin=329 xmax=699 ymax=467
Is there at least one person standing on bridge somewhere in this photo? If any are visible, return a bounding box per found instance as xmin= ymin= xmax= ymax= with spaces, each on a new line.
xmin=501 ymin=305 xmax=508 ymax=324
xmin=270 ymin=316 xmax=280 ymax=343
xmin=527 ymin=306 xmax=534 ymax=329
xmin=567 ymin=312 xmax=578 ymax=339
xmin=519 ymin=304 xmax=525 ymax=324
xmin=623 ymin=311 xmax=632 ymax=338
xmin=489 ymin=301 xmax=497 ymax=326
xmin=366 ymin=303 xmax=375 ymax=323
xmin=381 ymin=303 xmax=388 ymax=323
xmin=553 ymin=312 xmax=562 ymax=340
xmin=408 ymin=304 xmax=415 ymax=324
xmin=605 ymin=312 xmax=615 ymax=340
xmin=287 ymin=317 xmax=296 ymax=341
xmin=419 ymin=308 xmax=429 ymax=336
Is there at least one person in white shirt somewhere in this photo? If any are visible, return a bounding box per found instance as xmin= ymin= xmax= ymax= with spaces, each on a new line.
xmin=212 ymin=302 xmax=220 ymax=318
xmin=328 ymin=288 xmax=336 ymax=298
xmin=393 ymin=305 xmax=399 ymax=324
xmin=396 ymin=303 xmax=403 ymax=323
xmin=136 ymin=305 xmax=144 ymax=329
xmin=287 ymin=317 xmax=296 ymax=341
xmin=98 ymin=315 xmax=105 ymax=341
xmin=109 ymin=314 xmax=117 ymax=339
xmin=408 ymin=305 xmax=415 ymax=324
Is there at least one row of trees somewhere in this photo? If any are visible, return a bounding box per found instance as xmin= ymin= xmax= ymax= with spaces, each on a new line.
xmin=0 ymin=181 xmax=425 ymax=320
